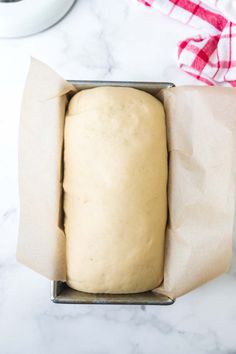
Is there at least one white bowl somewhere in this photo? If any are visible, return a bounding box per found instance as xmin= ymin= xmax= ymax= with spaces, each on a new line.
xmin=0 ymin=0 xmax=76 ymax=38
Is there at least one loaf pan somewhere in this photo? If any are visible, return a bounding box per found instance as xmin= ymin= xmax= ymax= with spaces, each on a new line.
xmin=51 ymin=80 xmax=175 ymax=306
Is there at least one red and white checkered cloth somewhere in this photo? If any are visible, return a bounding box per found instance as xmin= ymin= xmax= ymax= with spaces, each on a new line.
xmin=138 ymin=0 xmax=236 ymax=86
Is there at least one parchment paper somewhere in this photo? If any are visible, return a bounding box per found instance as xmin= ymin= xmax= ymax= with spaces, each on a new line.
xmin=17 ymin=58 xmax=75 ymax=280
xmin=156 ymin=87 xmax=235 ymax=298
xmin=17 ymin=59 xmax=235 ymax=297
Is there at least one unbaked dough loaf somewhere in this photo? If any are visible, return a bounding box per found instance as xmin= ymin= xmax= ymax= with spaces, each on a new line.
xmin=64 ymin=86 xmax=167 ymax=294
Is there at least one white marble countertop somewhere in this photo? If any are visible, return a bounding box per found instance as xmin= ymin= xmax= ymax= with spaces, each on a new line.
xmin=0 ymin=1 xmax=235 ymax=353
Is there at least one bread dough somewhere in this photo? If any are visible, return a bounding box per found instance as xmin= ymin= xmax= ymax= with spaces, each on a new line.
xmin=64 ymin=86 xmax=167 ymax=294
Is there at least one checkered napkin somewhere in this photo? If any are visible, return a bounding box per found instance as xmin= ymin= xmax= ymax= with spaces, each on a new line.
xmin=138 ymin=0 xmax=236 ymax=86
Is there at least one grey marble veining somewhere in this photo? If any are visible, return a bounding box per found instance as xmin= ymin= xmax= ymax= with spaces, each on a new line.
xmin=0 ymin=0 xmax=235 ymax=353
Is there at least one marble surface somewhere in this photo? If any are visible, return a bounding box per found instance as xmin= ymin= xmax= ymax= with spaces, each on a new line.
xmin=0 ymin=1 xmax=236 ymax=353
